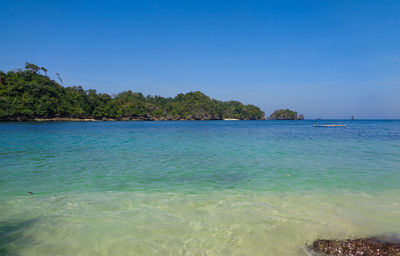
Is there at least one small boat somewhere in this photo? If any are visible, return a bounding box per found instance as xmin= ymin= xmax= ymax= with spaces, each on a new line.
xmin=314 ymin=124 xmax=346 ymax=128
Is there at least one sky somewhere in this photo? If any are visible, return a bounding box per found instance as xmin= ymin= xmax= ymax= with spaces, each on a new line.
xmin=1 ymin=0 xmax=399 ymax=119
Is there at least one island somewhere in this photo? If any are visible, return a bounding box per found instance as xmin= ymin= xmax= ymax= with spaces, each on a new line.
xmin=0 ymin=63 xmax=265 ymax=121
xmin=267 ymin=109 xmax=304 ymax=120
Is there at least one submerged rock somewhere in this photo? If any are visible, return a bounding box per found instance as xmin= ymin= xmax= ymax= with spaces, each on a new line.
xmin=309 ymin=236 xmax=400 ymax=256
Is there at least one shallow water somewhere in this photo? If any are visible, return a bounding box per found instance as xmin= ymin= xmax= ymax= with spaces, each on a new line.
xmin=1 ymin=120 xmax=399 ymax=255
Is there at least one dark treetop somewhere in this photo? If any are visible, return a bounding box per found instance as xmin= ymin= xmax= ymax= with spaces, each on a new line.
xmin=268 ymin=109 xmax=304 ymax=120
xmin=0 ymin=63 xmax=265 ymax=121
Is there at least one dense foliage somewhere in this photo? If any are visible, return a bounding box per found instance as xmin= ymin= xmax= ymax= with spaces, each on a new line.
xmin=268 ymin=109 xmax=304 ymax=120
xmin=0 ymin=64 xmax=265 ymax=121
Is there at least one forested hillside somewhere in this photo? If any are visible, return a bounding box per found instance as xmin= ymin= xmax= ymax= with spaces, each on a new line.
xmin=0 ymin=63 xmax=265 ymax=121
xmin=268 ymin=109 xmax=304 ymax=120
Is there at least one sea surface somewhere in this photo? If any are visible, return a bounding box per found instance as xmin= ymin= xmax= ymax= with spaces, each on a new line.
xmin=0 ymin=120 xmax=400 ymax=255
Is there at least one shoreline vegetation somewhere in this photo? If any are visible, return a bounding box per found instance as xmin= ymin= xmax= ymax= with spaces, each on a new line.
xmin=0 ymin=63 xmax=266 ymax=122
xmin=11 ymin=117 xmax=244 ymax=122
xmin=268 ymin=109 xmax=304 ymax=120
xmin=0 ymin=63 xmax=305 ymax=122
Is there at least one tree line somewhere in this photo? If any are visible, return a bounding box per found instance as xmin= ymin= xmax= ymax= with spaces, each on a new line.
xmin=268 ymin=109 xmax=304 ymax=120
xmin=0 ymin=63 xmax=265 ymax=121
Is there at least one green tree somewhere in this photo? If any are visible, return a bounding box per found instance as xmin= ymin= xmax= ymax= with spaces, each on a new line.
xmin=0 ymin=63 xmax=266 ymax=121
xmin=41 ymin=67 xmax=48 ymax=76
xmin=25 ymin=62 xmax=40 ymax=73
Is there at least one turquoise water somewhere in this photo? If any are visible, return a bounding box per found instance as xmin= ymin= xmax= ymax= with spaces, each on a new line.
xmin=1 ymin=120 xmax=400 ymax=255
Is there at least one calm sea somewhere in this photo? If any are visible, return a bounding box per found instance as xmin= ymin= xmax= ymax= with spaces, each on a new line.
xmin=1 ymin=120 xmax=399 ymax=255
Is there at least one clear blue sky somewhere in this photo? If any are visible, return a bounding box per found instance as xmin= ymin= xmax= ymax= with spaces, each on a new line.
xmin=1 ymin=0 xmax=399 ymax=119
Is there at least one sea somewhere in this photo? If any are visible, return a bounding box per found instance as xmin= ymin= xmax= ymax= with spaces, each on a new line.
xmin=0 ymin=120 xmax=399 ymax=255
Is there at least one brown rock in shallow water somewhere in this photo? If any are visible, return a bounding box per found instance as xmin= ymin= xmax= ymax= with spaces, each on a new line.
xmin=309 ymin=237 xmax=400 ymax=255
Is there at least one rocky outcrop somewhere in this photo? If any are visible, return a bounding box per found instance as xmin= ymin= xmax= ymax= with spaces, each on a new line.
xmin=268 ymin=109 xmax=304 ymax=120
xmin=309 ymin=237 xmax=400 ymax=255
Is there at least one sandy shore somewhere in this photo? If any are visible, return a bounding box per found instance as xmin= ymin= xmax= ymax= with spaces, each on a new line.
xmin=1 ymin=117 xmax=265 ymax=122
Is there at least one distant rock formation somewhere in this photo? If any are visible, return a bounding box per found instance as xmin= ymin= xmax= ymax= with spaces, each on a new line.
xmin=268 ymin=109 xmax=304 ymax=120
xmin=309 ymin=237 xmax=400 ymax=256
